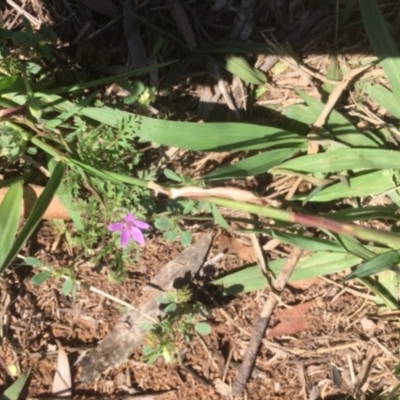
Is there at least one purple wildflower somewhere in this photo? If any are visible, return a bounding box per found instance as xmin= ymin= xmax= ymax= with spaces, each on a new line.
xmin=108 ymin=213 xmax=150 ymax=247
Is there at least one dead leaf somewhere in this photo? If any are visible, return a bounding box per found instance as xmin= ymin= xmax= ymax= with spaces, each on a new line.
xmin=0 ymin=185 xmax=69 ymax=219
xmin=170 ymin=186 xmax=265 ymax=205
xmin=52 ymin=340 xmax=72 ymax=398
xmin=268 ymin=299 xmax=323 ymax=338
xmin=218 ymin=235 xmax=257 ymax=263
xmin=360 ymin=318 xmax=376 ymax=337
xmin=288 ymin=277 xmax=322 ymax=290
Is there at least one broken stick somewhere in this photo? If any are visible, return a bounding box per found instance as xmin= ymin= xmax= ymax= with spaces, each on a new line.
xmin=232 ymin=247 xmax=304 ymax=397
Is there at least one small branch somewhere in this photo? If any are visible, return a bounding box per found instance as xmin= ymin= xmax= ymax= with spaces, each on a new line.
xmin=232 ymin=247 xmax=303 ymax=397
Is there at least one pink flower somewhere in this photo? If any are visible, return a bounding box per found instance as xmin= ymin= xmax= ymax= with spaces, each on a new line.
xmin=108 ymin=213 xmax=150 ymax=247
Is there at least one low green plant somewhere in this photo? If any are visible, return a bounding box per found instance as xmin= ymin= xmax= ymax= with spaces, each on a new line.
xmin=141 ymin=288 xmax=211 ymax=364
xmin=0 ymin=368 xmax=31 ymax=400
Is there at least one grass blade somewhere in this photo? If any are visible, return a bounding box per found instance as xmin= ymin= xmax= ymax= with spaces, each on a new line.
xmin=0 ymin=163 xmax=65 ymax=273
xmin=359 ymin=0 xmax=400 ymax=98
xmin=204 ymin=147 xmax=303 ymax=181
xmin=0 ymin=368 xmax=31 ymax=400
xmin=275 ymin=149 xmax=400 ymax=173
xmin=345 ymin=250 xmax=400 ymax=280
xmin=213 ymin=251 xmax=361 ymax=295
xmin=0 ymin=181 xmax=23 ymax=270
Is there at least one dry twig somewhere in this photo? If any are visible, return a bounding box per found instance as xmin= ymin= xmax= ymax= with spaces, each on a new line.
xmin=232 ymin=247 xmax=303 ymax=397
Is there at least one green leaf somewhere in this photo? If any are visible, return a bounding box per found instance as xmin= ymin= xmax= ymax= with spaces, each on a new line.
xmin=155 ymin=216 xmax=173 ymax=231
xmin=296 ymin=90 xmax=381 ymax=148
xmin=345 ymin=250 xmax=400 ymax=280
xmin=0 ymin=76 xmax=25 ymax=95
xmin=204 ymin=147 xmax=302 ymax=181
xmin=359 ymin=0 xmax=400 ymax=99
xmin=363 ymin=83 xmax=400 ymax=119
xmin=268 ymin=231 xmax=345 ymax=252
xmin=164 ymin=169 xmax=182 ymax=182
xmin=0 ymin=181 xmax=22 ymax=271
xmin=31 ymin=270 xmax=52 ymax=286
xmin=0 ymin=163 xmax=65 ymax=273
xmin=335 ymin=233 xmax=376 ymax=260
xmin=225 ymin=56 xmax=267 ymax=85
xmin=195 ymin=322 xmax=211 ymax=335
xmin=213 ymin=251 xmax=361 ymax=294
xmin=23 ymin=256 xmax=44 ymax=267
xmin=164 ymin=230 xmax=178 ymax=241
xmin=275 ymin=149 xmax=400 ymax=174
xmin=293 ymin=170 xmax=397 ymax=202
xmin=211 ymin=204 xmax=230 ymax=230
xmin=45 ymin=91 xmax=99 ymax=129
xmin=62 ymin=278 xmax=73 ymax=296
xmin=0 ymin=368 xmax=31 ymax=400
xmin=180 ymin=231 xmax=192 ymax=247
xmin=43 ymin=95 xmax=305 ymax=152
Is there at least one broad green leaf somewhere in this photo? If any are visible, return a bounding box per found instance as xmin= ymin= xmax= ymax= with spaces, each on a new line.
xmin=195 ymin=322 xmax=211 ymax=335
xmin=334 ymin=233 xmax=376 ymax=260
xmin=225 ymin=56 xmax=267 ymax=85
xmin=345 ymin=249 xmax=400 ymax=279
xmin=0 ymin=368 xmax=31 ymax=400
xmin=0 ymin=76 xmax=25 ymax=95
xmin=164 ymin=230 xmax=178 ymax=241
xmin=211 ymin=204 xmax=230 ymax=230
xmin=213 ymin=251 xmax=361 ymax=294
xmin=0 ymin=163 xmax=65 ymax=273
xmin=204 ymin=147 xmax=302 ymax=181
xmin=359 ymin=0 xmax=400 ymax=99
xmin=24 ymin=256 xmax=44 ymax=267
xmin=275 ymin=148 xmax=400 ymax=174
xmin=375 ymin=270 xmax=398 ymax=304
xmin=62 ymin=278 xmax=73 ymax=296
xmin=0 ymin=181 xmax=22 ymax=270
xmin=31 ymin=270 xmax=52 ymax=285
xmin=362 ymin=83 xmax=400 ymax=119
xmin=269 ymin=230 xmax=345 ymax=252
xmin=296 ymin=90 xmax=381 ymax=148
xmin=180 ymin=231 xmax=192 ymax=247
xmin=164 ymin=169 xmax=182 ymax=182
xmin=322 ymin=52 xmax=341 ymax=99
xmin=45 ymin=91 xmax=99 ymax=129
xmin=327 ymin=205 xmax=398 ymax=222
xmin=49 ymin=159 xmax=83 ymax=231
xmin=155 ymin=216 xmax=174 ymax=231
xmin=42 ymin=95 xmax=304 ymax=151
xmin=293 ymin=170 xmax=396 ymax=202
xmin=80 ymin=108 xmax=302 ymax=151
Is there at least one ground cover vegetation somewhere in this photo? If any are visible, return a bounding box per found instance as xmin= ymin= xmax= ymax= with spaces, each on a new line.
xmin=1 ymin=0 xmax=400 ymax=398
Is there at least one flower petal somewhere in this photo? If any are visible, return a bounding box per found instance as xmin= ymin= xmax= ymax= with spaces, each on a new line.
xmin=129 ymin=227 xmax=146 ymax=245
xmin=124 ymin=213 xmax=136 ymax=222
xmin=108 ymin=222 xmax=124 ymax=232
xmin=120 ymin=229 xmax=131 ymax=247
xmin=133 ymin=220 xmax=150 ymax=230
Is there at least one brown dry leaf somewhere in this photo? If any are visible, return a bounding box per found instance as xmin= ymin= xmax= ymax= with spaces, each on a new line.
xmin=268 ymin=299 xmax=323 ymax=338
xmin=0 ymin=185 xmax=69 ymax=219
xmin=170 ymin=186 xmax=264 ymax=204
xmin=218 ymin=235 xmax=257 ymax=263
xmin=52 ymin=340 xmax=72 ymax=398
xmin=360 ymin=318 xmax=376 ymax=337
xmin=288 ymin=277 xmax=322 ymax=290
